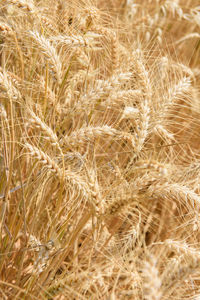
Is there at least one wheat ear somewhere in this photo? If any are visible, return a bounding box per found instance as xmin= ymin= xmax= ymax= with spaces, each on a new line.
xmin=165 ymin=77 xmax=191 ymax=106
xmin=51 ymin=32 xmax=102 ymax=49
xmin=29 ymin=31 xmax=62 ymax=84
xmin=63 ymin=125 xmax=136 ymax=149
xmin=147 ymin=183 xmax=200 ymax=211
xmin=25 ymin=143 xmax=62 ymax=177
xmin=142 ymin=255 xmax=162 ymax=300
xmin=134 ymin=100 xmax=150 ymax=153
xmin=0 ymin=71 xmax=21 ymax=99
xmin=28 ymin=108 xmax=59 ymax=147
xmin=25 ymin=143 xmax=89 ymax=199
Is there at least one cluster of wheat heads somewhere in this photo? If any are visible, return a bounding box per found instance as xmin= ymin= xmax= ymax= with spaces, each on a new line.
xmin=0 ymin=0 xmax=200 ymax=299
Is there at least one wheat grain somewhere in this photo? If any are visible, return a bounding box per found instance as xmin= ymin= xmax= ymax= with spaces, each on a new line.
xmin=9 ymin=0 xmax=36 ymax=13
xmin=0 ymin=22 xmax=13 ymax=36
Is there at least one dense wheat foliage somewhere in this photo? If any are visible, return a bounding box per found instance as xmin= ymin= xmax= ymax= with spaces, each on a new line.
xmin=0 ymin=0 xmax=200 ymax=299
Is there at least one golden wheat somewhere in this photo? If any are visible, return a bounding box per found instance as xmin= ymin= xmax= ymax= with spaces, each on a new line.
xmin=0 ymin=0 xmax=200 ymax=299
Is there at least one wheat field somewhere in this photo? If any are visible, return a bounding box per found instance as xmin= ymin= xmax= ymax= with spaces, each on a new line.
xmin=0 ymin=0 xmax=200 ymax=299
